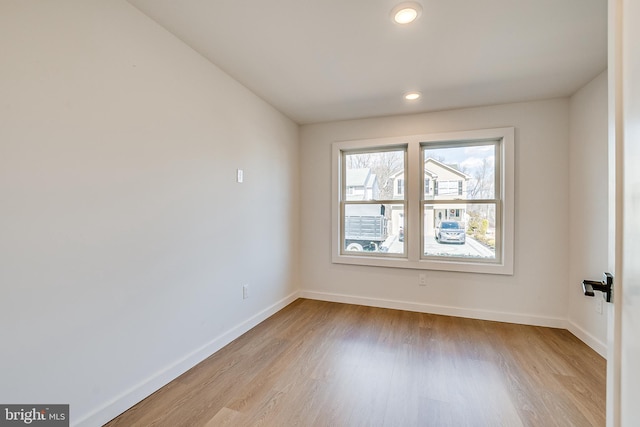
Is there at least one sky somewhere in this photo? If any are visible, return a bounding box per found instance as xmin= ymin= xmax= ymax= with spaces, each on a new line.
xmin=423 ymin=143 xmax=495 ymax=176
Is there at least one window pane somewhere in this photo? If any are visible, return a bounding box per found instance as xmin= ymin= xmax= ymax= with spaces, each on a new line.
xmin=344 ymin=203 xmax=404 ymax=254
xmin=423 ymin=144 xmax=495 ymax=200
xmin=345 ymin=150 xmax=404 ymax=201
xmin=423 ymin=204 xmax=497 ymax=260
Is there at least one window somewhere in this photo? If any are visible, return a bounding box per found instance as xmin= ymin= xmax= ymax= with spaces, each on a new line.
xmin=423 ymin=141 xmax=499 ymax=261
xmin=332 ymin=128 xmax=514 ymax=275
xmin=341 ymin=148 xmax=406 ymax=254
xmin=396 ymin=178 xmax=404 ymax=196
xmin=435 ymin=180 xmax=462 ymax=196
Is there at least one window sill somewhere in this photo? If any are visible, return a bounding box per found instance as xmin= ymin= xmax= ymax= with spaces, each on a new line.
xmin=332 ymin=252 xmax=513 ymax=275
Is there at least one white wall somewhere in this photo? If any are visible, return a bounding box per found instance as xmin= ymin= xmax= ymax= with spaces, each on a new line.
xmin=0 ymin=1 xmax=298 ymax=425
xmin=567 ymin=71 xmax=609 ymax=354
xmin=300 ymin=99 xmax=571 ymax=327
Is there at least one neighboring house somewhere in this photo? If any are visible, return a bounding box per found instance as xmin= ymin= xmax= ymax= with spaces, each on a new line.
xmin=345 ymin=168 xmax=379 ymax=201
xmin=389 ymin=158 xmax=471 ymax=236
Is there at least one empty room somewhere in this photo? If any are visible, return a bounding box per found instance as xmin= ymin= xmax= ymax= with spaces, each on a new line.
xmin=3 ymin=0 xmax=640 ymax=426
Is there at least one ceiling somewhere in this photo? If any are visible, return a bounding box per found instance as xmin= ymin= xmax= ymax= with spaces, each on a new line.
xmin=127 ymin=0 xmax=607 ymax=125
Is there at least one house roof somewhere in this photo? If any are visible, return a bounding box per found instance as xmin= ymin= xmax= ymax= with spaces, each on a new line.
xmin=425 ymin=158 xmax=472 ymax=180
xmin=346 ymin=168 xmax=374 ymax=187
xmin=424 ymin=169 xmax=438 ymax=179
xmin=388 ymin=159 xmax=470 ymax=181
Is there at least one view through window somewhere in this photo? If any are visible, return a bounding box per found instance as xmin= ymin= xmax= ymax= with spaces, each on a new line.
xmin=342 ymin=149 xmax=406 ymax=255
xmin=422 ymin=142 xmax=499 ymax=261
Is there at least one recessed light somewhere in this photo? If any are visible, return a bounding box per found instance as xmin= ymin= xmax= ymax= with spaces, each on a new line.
xmin=391 ymin=2 xmax=422 ymax=24
xmin=404 ymin=91 xmax=421 ymax=101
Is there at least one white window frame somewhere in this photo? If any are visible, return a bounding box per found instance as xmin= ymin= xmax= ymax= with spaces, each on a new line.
xmin=340 ymin=146 xmax=408 ymax=257
xmin=331 ymin=127 xmax=514 ymax=275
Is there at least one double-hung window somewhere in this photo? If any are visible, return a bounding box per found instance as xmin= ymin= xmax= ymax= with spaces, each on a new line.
xmin=341 ymin=147 xmax=407 ymax=254
xmin=332 ymin=127 xmax=514 ymax=275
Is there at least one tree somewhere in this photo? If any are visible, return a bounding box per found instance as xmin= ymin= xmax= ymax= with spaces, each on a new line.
xmin=346 ymin=151 xmax=403 ymax=200
xmin=465 ymin=158 xmax=494 ymax=199
xmin=371 ymin=151 xmax=403 ymax=199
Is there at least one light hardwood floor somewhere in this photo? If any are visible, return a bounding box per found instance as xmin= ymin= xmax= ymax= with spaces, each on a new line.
xmin=105 ymin=299 xmax=606 ymax=426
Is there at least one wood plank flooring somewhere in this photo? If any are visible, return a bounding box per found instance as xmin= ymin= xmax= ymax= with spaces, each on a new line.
xmin=104 ymin=299 xmax=606 ymax=426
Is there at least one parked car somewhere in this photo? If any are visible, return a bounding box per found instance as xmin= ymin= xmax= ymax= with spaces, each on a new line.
xmin=435 ymin=221 xmax=466 ymax=244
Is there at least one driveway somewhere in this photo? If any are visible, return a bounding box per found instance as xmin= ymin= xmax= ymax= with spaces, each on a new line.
xmin=386 ymin=234 xmax=495 ymax=259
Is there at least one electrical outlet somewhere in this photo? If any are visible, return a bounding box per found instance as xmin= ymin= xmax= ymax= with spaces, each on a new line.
xmin=596 ymin=297 xmax=603 ymax=314
xmin=243 ymin=284 xmax=249 ymax=299
xmin=419 ymin=273 xmax=427 ymax=286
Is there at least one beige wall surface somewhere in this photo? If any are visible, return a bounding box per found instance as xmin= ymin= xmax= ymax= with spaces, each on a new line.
xmin=568 ymin=71 xmax=609 ymax=352
xmin=0 ymin=1 xmax=299 ymax=425
xmin=0 ymin=0 xmax=609 ymax=424
xmin=300 ymin=99 xmax=571 ymax=327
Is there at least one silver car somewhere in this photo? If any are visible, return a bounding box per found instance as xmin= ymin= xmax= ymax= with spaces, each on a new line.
xmin=435 ymin=221 xmax=466 ymax=244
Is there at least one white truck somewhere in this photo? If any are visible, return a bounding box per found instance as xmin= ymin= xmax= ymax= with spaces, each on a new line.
xmin=344 ymin=204 xmax=388 ymax=252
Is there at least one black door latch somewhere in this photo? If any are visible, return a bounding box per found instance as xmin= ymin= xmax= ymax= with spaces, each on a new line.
xmin=582 ymin=272 xmax=613 ymax=303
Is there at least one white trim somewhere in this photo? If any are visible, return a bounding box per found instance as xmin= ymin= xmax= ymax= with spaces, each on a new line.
xmin=74 ymin=292 xmax=607 ymax=426
xmin=74 ymin=292 xmax=299 ymax=427
xmin=567 ymin=320 xmax=608 ymax=358
xmin=299 ymin=290 xmax=566 ymax=329
xmin=299 ymin=290 xmax=607 ymax=356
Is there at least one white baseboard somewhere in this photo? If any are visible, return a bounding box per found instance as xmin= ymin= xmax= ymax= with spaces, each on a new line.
xmin=75 ymin=289 xmax=606 ymax=426
xmin=74 ymin=291 xmax=299 ymax=427
xmin=299 ymin=290 xmax=608 ymax=357
xmin=299 ymin=290 xmax=568 ymax=329
xmin=566 ymin=320 xmax=607 ymax=358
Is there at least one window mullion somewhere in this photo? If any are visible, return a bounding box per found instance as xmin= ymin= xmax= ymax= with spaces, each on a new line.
xmin=407 ymin=141 xmax=420 ymax=262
